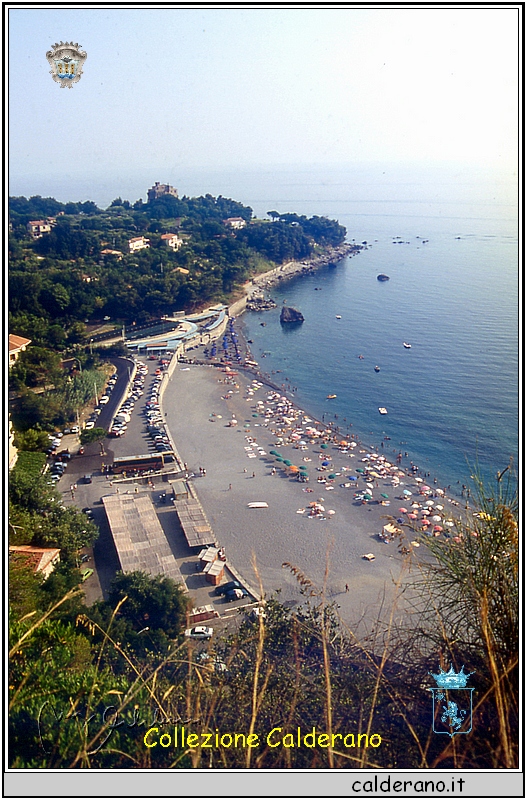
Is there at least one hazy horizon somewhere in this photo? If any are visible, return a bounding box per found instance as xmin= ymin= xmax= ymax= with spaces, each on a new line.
xmin=9 ymin=6 xmax=519 ymax=197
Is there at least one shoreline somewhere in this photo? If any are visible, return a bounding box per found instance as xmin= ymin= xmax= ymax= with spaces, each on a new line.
xmin=164 ymin=333 xmax=469 ymax=629
xmin=227 ymin=241 xmax=361 ymax=317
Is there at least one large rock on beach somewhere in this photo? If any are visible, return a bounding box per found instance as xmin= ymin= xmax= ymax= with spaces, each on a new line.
xmin=280 ymin=306 xmax=304 ymax=324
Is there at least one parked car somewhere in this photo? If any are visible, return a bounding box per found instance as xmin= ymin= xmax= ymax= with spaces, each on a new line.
xmin=99 ymin=396 xmax=109 ymax=404
xmin=225 ymin=588 xmax=246 ymax=602
xmin=84 ymin=474 xmax=92 ymax=484
xmin=81 ymin=568 xmax=94 ymax=582
xmin=184 ymin=626 xmax=213 ymax=640
xmin=214 ymin=580 xmax=243 ymax=597
xmin=85 ymin=421 xmax=95 ymax=430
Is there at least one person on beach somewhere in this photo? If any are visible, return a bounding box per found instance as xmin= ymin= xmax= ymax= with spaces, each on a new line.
xmin=345 ymin=584 xmax=349 ymax=593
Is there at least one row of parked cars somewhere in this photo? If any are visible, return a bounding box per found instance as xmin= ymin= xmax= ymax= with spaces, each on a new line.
xmin=84 ymin=373 xmax=119 ymax=430
xmin=108 ymin=363 xmax=147 ymax=437
xmin=143 ymin=364 xmax=172 ymax=451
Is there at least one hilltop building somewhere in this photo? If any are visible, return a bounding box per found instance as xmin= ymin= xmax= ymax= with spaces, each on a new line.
xmin=147 ymin=182 xmax=178 ymax=202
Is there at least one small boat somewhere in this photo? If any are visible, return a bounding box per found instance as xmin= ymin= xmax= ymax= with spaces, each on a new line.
xmin=378 ymin=407 xmax=388 ymax=415
xmin=374 ymin=366 xmax=380 ymax=372
xmin=327 ymin=394 xmax=337 ymax=399
xmin=377 ymin=274 xmax=390 ymax=282
xmin=403 ymin=342 xmax=412 ymax=349
xmin=247 ymin=502 xmax=268 ymax=508
xmin=335 ymin=315 xmax=342 ymax=319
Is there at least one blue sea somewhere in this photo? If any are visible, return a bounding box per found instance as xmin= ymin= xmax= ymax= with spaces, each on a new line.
xmin=201 ymin=162 xmax=518 ymax=496
xmin=19 ymin=162 xmax=518 ymax=495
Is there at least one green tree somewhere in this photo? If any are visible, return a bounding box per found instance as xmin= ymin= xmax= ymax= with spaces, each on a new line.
xmin=108 ymin=571 xmax=190 ymax=638
xmin=79 ymin=427 xmax=107 ymax=445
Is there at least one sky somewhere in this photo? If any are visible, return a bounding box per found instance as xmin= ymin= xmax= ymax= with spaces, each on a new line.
xmin=8 ymin=5 xmax=519 ymax=201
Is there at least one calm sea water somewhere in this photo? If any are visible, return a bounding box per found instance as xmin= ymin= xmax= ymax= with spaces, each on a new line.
xmin=22 ymin=162 xmax=518 ymax=494
xmin=222 ymin=163 xmax=518 ymax=495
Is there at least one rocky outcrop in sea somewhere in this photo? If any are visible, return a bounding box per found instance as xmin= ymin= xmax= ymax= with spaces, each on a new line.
xmin=280 ymin=306 xmax=304 ymax=324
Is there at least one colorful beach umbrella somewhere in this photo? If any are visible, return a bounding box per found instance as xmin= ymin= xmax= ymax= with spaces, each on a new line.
xmin=398 ymin=507 xmax=408 ymax=513
xmin=380 ymin=493 xmax=389 ymax=499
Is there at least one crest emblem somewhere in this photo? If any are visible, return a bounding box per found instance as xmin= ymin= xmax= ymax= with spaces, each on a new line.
xmin=46 ymin=42 xmax=87 ymax=88
xmin=429 ymin=665 xmax=474 ymax=738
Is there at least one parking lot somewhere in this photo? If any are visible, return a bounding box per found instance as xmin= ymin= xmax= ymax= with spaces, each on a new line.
xmin=50 ymin=355 xmax=256 ymax=624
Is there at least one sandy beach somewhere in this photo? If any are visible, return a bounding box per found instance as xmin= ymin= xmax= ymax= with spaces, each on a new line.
xmin=163 ymin=341 xmax=465 ymax=633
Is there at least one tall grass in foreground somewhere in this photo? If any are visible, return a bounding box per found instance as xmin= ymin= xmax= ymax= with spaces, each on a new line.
xmin=8 ymin=469 xmax=518 ymax=769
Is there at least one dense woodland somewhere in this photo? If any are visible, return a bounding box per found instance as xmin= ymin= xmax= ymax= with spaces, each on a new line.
xmin=9 ymin=193 xmax=346 ymax=349
xmin=8 ymin=192 xmax=517 ymax=770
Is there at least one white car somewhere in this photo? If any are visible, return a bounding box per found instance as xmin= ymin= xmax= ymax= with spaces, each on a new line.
xmin=85 ymin=421 xmax=95 ymax=430
xmin=184 ymin=626 xmax=213 ymax=640
xmin=99 ymin=396 xmax=109 ymax=404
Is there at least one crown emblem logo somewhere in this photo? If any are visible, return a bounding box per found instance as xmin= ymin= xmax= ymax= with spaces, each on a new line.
xmin=430 ymin=664 xmax=473 ymax=689
xmin=46 ymin=42 xmax=87 ymax=88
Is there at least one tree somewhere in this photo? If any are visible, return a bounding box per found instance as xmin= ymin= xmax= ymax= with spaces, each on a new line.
xmin=79 ymin=427 xmax=106 ymax=445
xmin=108 ymin=571 xmax=190 ymax=638
xmin=12 ymin=429 xmax=50 ymax=452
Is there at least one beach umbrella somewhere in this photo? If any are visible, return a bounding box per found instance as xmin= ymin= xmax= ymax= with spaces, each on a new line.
xmin=421 ymin=518 xmax=431 ymax=525
xmin=431 ymin=515 xmax=442 ymax=522
xmin=408 ymin=513 xmax=417 ymax=520
xmin=403 ymin=489 xmax=412 ymax=496
xmin=415 ymin=477 xmax=423 ymax=483
xmin=433 ymin=525 xmax=443 ymax=532
xmin=328 ymin=473 xmax=336 ymax=479
xmin=435 ymin=504 xmax=444 ymax=510
xmin=444 ymin=521 xmax=455 ymax=528
xmin=283 ymin=459 xmax=292 ymax=466
xmin=380 ymin=493 xmax=389 ymax=499
xmin=363 ymin=494 xmax=372 ymax=500
xmin=422 ymin=485 xmax=431 ymax=491
xmin=356 ymin=468 xmax=365 ymax=474
xmin=366 ymin=482 xmax=374 ymax=489
xmin=269 ymin=450 xmax=278 ymax=456
xmin=327 ymin=509 xmax=335 ymax=515
xmin=398 ymin=507 xmax=408 ymax=513
xmin=396 ymin=518 xmax=405 ymax=524
xmin=299 ymin=466 xmax=308 ymax=472
xmin=425 ymin=500 xmax=435 ymax=506
xmin=275 ymin=456 xmax=284 ymax=462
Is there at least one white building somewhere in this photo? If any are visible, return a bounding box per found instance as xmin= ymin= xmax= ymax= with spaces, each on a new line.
xmin=223 ymin=217 xmax=247 ymax=230
xmin=160 ymin=233 xmax=183 ymax=251
xmin=27 ymin=220 xmax=52 ymax=238
xmin=128 ymin=236 xmax=150 ymax=253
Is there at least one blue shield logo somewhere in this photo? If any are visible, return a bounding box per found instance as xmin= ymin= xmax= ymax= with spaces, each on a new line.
xmin=429 ymin=664 xmax=474 ymax=738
